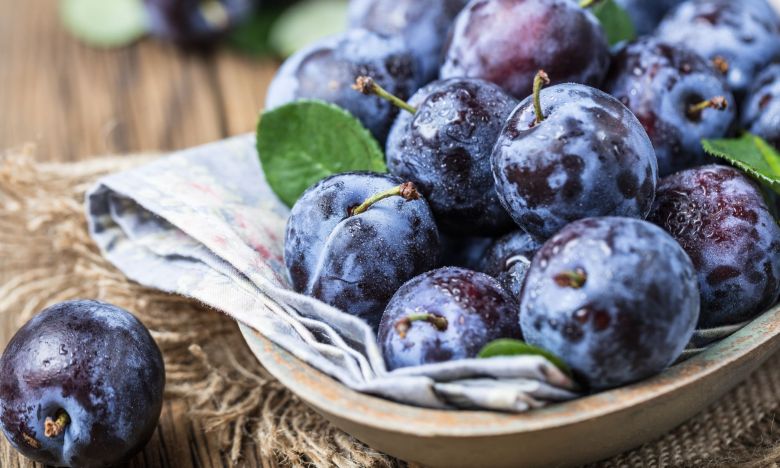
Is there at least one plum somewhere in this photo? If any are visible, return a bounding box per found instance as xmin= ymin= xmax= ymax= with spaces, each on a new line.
xmin=648 ymin=165 xmax=780 ymax=327
xmin=615 ymin=0 xmax=684 ymax=35
xmin=0 ymin=300 xmax=165 ymax=467
xmin=491 ymin=78 xmax=658 ymax=240
xmin=440 ymin=0 xmax=610 ymax=99
xmin=285 ymin=172 xmax=439 ymax=329
xmin=656 ymin=0 xmax=780 ymax=96
xmin=144 ymin=0 xmax=256 ymax=46
xmin=381 ymin=77 xmax=518 ymax=235
xmin=479 ymin=230 xmax=542 ymax=297
xmin=265 ymin=29 xmax=420 ymax=143
xmin=348 ymin=0 xmax=468 ymax=83
xmin=520 ymin=217 xmax=699 ymax=390
xmin=439 ymin=235 xmax=494 ymax=271
xmin=741 ymin=64 xmax=780 ymax=150
xmin=378 ymin=267 xmax=521 ymax=370
xmin=603 ymin=38 xmax=736 ymax=176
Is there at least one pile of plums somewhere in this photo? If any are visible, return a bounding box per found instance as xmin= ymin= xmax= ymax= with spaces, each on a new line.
xmin=276 ymin=0 xmax=780 ymax=391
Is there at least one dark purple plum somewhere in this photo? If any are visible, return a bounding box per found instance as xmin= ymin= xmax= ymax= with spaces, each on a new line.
xmin=285 ymin=172 xmax=439 ymax=329
xmin=615 ymin=0 xmax=684 ymax=35
xmin=348 ymin=0 xmax=468 ymax=83
xmin=0 ymin=300 xmax=165 ymax=467
xmin=439 ymin=235 xmax=494 ymax=271
xmin=648 ymin=165 xmax=780 ymax=328
xmin=742 ymin=64 xmax=780 ymax=149
xmin=144 ymin=0 xmax=256 ymax=46
xmin=440 ymin=0 xmax=610 ymax=99
xmin=656 ymin=0 xmax=780 ymax=96
xmin=383 ymin=78 xmax=518 ymax=235
xmin=265 ymin=29 xmax=420 ymax=143
xmin=603 ymin=38 xmax=736 ymax=176
xmin=491 ymin=81 xmax=658 ymax=240
xmin=378 ymin=267 xmax=521 ymax=370
xmin=520 ymin=217 xmax=699 ymax=390
xmin=479 ymin=231 xmax=542 ymax=298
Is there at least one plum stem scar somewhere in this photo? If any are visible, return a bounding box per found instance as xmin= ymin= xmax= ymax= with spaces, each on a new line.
xmin=44 ymin=410 xmax=70 ymax=438
xmin=395 ymin=313 xmax=449 ymax=338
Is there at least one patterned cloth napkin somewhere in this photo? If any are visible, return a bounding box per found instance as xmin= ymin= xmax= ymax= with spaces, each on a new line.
xmin=85 ymin=134 xmax=579 ymax=412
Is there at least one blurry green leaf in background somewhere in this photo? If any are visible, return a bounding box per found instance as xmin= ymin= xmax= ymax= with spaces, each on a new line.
xmin=229 ymin=0 xmax=348 ymax=57
xmin=226 ymin=5 xmax=287 ymax=56
xmin=269 ymin=0 xmax=349 ymax=58
xmin=60 ymin=0 xmax=148 ymax=48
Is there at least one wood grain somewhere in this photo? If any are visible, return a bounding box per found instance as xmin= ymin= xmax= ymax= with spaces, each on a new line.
xmin=0 ymin=0 xmax=280 ymax=466
xmin=4 ymin=0 xmax=780 ymax=467
xmin=0 ymin=0 xmax=278 ymax=161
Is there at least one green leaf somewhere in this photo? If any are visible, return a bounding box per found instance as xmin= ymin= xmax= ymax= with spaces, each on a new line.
xmin=478 ymin=339 xmax=570 ymax=374
xmin=269 ymin=0 xmax=349 ymax=58
xmin=702 ymin=134 xmax=780 ymax=195
xmin=226 ymin=8 xmax=286 ymax=56
xmin=589 ymin=0 xmax=636 ymax=46
xmin=257 ymin=100 xmax=386 ymax=207
xmin=60 ymin=0 xmax=148 ymax=48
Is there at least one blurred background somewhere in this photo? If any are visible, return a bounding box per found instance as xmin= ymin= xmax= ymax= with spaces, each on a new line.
xmin=0 ymin=0 xmax=346 ymax=161
xmin=3 ymin=0 xmax=780 ymax=163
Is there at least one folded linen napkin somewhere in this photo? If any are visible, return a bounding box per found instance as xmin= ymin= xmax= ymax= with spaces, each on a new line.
xmin=85 ymin=134 xmax=579 ymax=412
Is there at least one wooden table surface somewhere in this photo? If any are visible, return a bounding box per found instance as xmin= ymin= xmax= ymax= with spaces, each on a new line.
xmin=6 ymin=1 xmax=780 ymax=467
xmin=1 ymin=1 xmax=280 ymax=466
xmin=0 ymin=0 xmax=278 ymax=162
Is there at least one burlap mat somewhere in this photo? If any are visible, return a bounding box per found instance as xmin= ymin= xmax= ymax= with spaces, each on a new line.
xmin=0 ymin=149 xmax=778 ymax=467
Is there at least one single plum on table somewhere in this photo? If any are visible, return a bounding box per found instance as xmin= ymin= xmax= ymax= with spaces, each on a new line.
xmin=491 ymin=77 xmax=658 ymax=240
xmin=348 ymin=0 xmax=468 ymax=83
xmin=603 ymin=38 xmax=736 ymax=176
xmin=741 ymin=64 xmax=780 ymax=149
xmin=0 ymin=300 xmax=165 ymax=467
xmin=440 ymin=0 xmax=610 ymax=99
xmin=520 ymin=217 xmax=700 ymax=390
xmin=367 ymin=77 xmax=517 ymax=235
xmin=378 ymin=267 xmax=521 ymax=370
xmin=265 ymin=29 xmax=420 ymax=143
xmin=285 ymin=172 xmax=440 ymax=330
xmin=479 ymin=230 xmax=542 ymax=298
xmin=656 ymin=0 xmax=780 ymax=96
xmin=648 ymin=165 xmax=780 ymax=328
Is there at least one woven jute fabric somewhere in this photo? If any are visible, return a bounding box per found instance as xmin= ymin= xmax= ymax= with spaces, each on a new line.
xmin=1 ymin=150 xmax=779 ymax=467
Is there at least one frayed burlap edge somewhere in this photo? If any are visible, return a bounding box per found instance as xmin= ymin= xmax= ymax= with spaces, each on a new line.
xmin=0 ymin=148 xmax=779 ymax=467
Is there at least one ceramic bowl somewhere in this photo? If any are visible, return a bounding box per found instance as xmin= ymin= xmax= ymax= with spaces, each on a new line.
xmin=240 ymin=303 xmax=780 ymax=468
xmin=242 ymin=5 xmax=780 ymax=464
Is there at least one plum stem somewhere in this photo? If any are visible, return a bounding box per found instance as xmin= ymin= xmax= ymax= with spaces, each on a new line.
xmin=349 ymin=182 xmax=419 ymax=216
xmin=553 ymin=268 xmax=587 ymax=289
xmin=352 ymin=76 xmax=417 ymax=114
xmin=395 ymin=313 xmax=449 ymax=339
xmin=533 ymin=70 xmax=550 ymax=125
xmin=687 ymin=96 xmax=728 ymax=119
xmin=712 ymin=56 xmax=729 ymax=75
xmin=44 ymin=410 xmax=70 ymax=438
